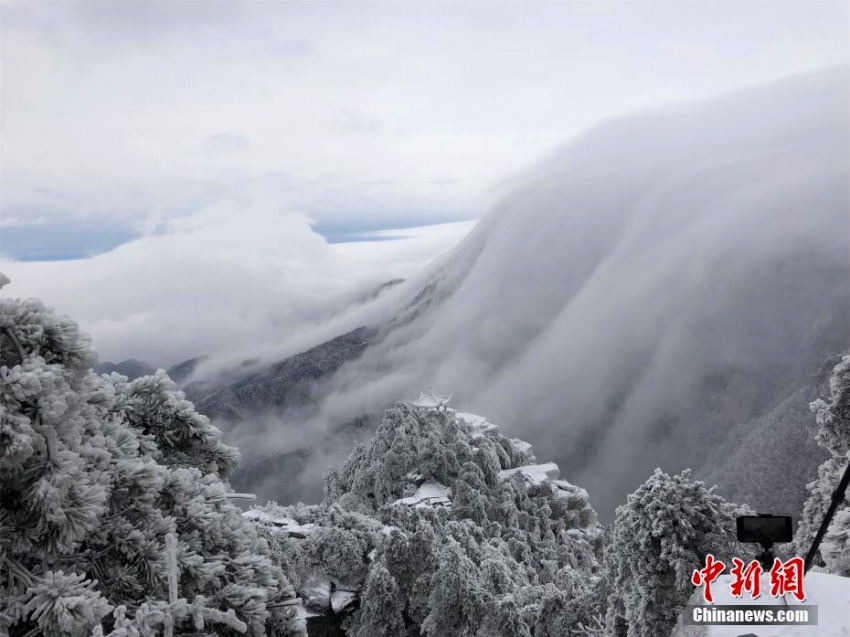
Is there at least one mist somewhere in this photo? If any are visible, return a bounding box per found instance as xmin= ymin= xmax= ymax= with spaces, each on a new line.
xmin=301 ymin=66 xmax=850 ymax=519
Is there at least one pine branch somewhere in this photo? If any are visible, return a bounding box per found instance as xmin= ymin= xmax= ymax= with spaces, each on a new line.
xmin=267 ymin=598 xmax=302 ymax=608
xmin=1 ymin=327 xmax=26 ymax=364
xmin=572 ymin=615 xmax=606 ymax=637
xmin=165 ymin=533 xmax=178 ymax=606
xmin=33 ymin=412 xmax=59 ymax=466
xmin=103 ymin=505 xmax=137 ymax=522
xmin=5 ymin=555 xmax=36 ymax=589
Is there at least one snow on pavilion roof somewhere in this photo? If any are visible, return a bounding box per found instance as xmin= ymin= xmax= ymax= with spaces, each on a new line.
xmin=404 ymin=388 xmax=453 ymax=408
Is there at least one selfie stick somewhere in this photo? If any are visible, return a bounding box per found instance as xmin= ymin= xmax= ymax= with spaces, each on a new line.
xmin=755 ymin=540 xmax=776 ymax=571
xmin=803 ymin=454 xmax=850 ymax=574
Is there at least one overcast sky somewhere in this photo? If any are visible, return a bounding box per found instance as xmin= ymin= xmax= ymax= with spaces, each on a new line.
xmin=0 ymin=1 xmax=847 ymax=364
xmin=3 ymin=0 xmax=847 ymax=260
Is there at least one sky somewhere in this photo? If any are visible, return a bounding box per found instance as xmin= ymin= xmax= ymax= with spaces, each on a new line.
xmin=0 ymin=0 xmax=848 ymax=365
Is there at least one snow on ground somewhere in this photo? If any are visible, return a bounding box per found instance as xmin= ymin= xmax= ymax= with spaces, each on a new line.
xmin=302 ymin=576 xmax=333 ymax=612
xmin=500 ymin=462 xmax=561 ymax=485
xmin=242 ymin=510 xmax=320 ymax=538
xmin=293 ymin=602 xmax=322 ymax=633
xmin=670 ymin=572 xmax=850 ymax=637
xmin=393 ymin=481 xmax=451 ymax=509
xmin=455 ymin=411 xmax=499 ymax=436
xmin=331 ymin=591 xmax=358 ymax=615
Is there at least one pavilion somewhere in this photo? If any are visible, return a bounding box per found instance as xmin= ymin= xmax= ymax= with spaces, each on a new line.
xmin=403 ymin=388 xmax=452 ymax=412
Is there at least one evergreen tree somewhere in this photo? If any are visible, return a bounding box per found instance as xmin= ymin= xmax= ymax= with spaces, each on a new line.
xmin=478 ymin=595 xmax=530 ymax=637
xmin=306 ymin=402 xmax=602 ymax=636
xmin=421 ymin=538 xmax=488 ymax=637
xmin=796 ymin=353 xmax=850 ymax=572
xmin=604 ymin=468 xmax=747 ymax=637
xmin=811 ymin=354 xmax=850 ymax=457
xmin=452 ymin=479 xmax=487 ymax=524
xmin=348 ymin=557 xmax=405 ymax=637
xmin=0 ymin=296 xmax=298 ymax=637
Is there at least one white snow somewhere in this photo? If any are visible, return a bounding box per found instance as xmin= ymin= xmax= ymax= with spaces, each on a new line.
xmin=293 ymin=601 xmax=323 ymax=633
xmin=302 ymin=576 xmax=332 ymax=612
xmin=500 ymin=463 xmax=561 ymax=485
xmin=551 ymin=479 xmax=590 ymax=506
xmin=242 ymin=510 xmax=319 ymax=538
xmin=331 ymin=591 xmax=358 ymax=615
xmin=456 ymin=412 xmax=499 ymax=437
xmin=243 ymin=509 xmax=272 ymax=522
xmin=294 ymin=602 xmax=322 ymax=620
xmin=393 ymin=481 xmax=451 ymax=508
xmin=510 ymin=438 xmax=533 ymax=454
xmin=670 ymin=572 xmax=850 ymax=637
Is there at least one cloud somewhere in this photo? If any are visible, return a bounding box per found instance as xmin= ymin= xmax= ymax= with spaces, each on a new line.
xmin=3 ymin=0 xmax=846 ymax=250
xmin=0 ymin=199 xmax=372 ymax=366
xmin=335 ymin=110 xmax=382 ymax=134
xmin=204 ymin=134 xmax=253 ymax=155
xmin=0 ymin=190 xmax=474 ymax=370
xmin=302 ymin=66 xmax=850 ymax=519
xmin=331 ymin=220 xmax=477 ymax=278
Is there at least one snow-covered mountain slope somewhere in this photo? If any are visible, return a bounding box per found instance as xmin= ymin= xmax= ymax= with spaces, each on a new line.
xmin=313 ymin=65 xmax=849 ymax=520
xmin=670 ymin=571 xmax=850 ymax=637
xmin=183 ymin=326 xmax=377 ymax=421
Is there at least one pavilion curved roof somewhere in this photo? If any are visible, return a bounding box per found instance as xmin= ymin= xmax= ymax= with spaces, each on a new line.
xmin=404 ymin=388 xmax=452 ymax=408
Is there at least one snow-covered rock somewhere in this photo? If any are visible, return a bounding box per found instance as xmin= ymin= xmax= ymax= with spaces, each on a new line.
xmin=242 ymin=509 xmax=320 ymax=538
xmin=301 ymin=576 xmax=332 ymax=613
xmin=331 ymin=590 xmax=358 ymax=615
xmin=498 ymin=463 xmax=599 ymax=531
xmin=500 ymin=462 xmax=561 ymax=485
xmin=393 ymin=481 xmax=451 ymax=509
xmin=552 ymin=479 xmax=591 ymax=509
xmin=456 ymin=411 xmax=499 ymax=437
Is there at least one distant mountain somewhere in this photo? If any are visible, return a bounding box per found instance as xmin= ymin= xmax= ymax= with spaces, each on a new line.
xmin=94 ymin=358 xmax=157 ymax=380
xmin=188 ymin=326 xmax=378 ymax=423
xmin=166 ymin=356 xmax=208 ymax=386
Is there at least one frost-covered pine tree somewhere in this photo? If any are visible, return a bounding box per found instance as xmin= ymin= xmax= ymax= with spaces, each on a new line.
xmin=421 ymin=538 xmax=488 ymax=637
xmin=311 ymin=401 xmax=603 ymax=636
xmin=811 ymin=354 xmax=850 ymax=458
xmin=347 ymin=556 xmax=406 ymax=637
xmin=796 ymin=353 xmax=850 ymax=574
xmin=476 ymin=594 xmax=529 ymax=637
xmin=604 ymin=468 xmax=748 ymax=637
xmin=0 ymin=296 xmax=298 ymax=637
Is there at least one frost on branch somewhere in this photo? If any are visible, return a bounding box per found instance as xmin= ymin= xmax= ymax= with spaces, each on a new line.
xmin=603 ymin=468 xmax=751 ymax=637
xmin=796 ymin=353 xmax=850 ymax=573
xmin=250 ymin=401 xmax=605 ymax=636
xmin=0 ymin=297 xmax=300 ymax=637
